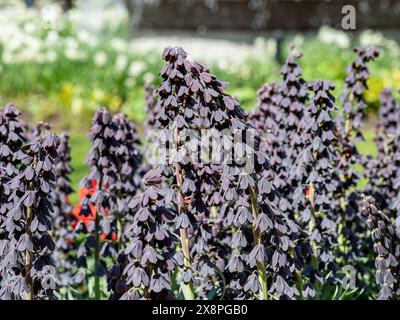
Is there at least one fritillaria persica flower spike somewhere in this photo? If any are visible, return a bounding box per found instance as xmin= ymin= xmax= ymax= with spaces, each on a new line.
xmin=78 ymin=108 xmax=120 ymax=299
xmin=362 ymin=195 xmax=400 ymax=300
xmin=334 ymin=48 xmax=379 ymax=277
xmin=78 ymin=108 xmax=143 ymax=299
xmin=365 ymin=90 xmax=400 ymax=215
xmin=31 ymin=122 xmax=52 ymax=140
xmin=248 ymin=83 xmax=280 ymax=135
xmin=338 ymin=47 xmax=379 ymax=141
xmin=293 ymin=80 xmax=340 ymax=285
xmin=144 ymin=83 xmax=158 ymax=134
xmin=111 ymin=113 xmax=143 ymax=245
xmin=154 ymin=47 xmax=244 ymax=299
xmin=0 ymin=104 xmax=27 ymax=178
xmin=250 ymin=50 xmax=310 ymax=219
xmin=337 ymin=47 xmax=379 ymax=192
xmin=52 ymin=133 xmax=78 ymax=290
xmin=1 ymin=132 xmax=60 ymax=300
xmin=108 ymin=168 xmax=177 ymax=300
xmin=0 ymin=104 xmax=27 ymax=290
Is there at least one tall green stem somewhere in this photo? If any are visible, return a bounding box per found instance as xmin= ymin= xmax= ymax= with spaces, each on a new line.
xmin=174 ymin=126 xmax=195 ymax=300
xmin=25 ymin=203 xmax=34 ymax=300
xmin=307 ymin=181 xmax=319 ymax=260
xmin=116 ymin=215 xmax=123 ymax=253
xmin=250 ymin=187 xmax=268 ymax=300
xmin=307 ymin=181 xmax=321 ymax=297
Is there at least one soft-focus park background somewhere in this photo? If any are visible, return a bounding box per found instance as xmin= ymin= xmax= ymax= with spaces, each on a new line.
xmin=1 ymin=0 xmax=400 ymax=200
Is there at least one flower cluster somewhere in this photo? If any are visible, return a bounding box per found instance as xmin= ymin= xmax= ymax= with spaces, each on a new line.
xmin=334 ymin=48 xmax=379 ymax=275
xmin=248 ymin=83 xmax=280 ymax=135
xmin=0 ymin=104 xmax=27 ymax=290
xmin=0 ymin=104 xmax=27 ymax=178
xmin=249 ymin=50 xmax=310 ymax=224
xmin=293 ymin=80 xmax=340 ymax=279
xmin=52 ymin=133 xmax=77 ymax=289
xmin=1 ymin=132 xmax=60 ymax=300
xmin=338 ymin=47 xmax=380 ymax=140
xmin=108 ymin=168 xmax=177 ymax=300
xmin=362 ymin=195 xmax=400 ymax=300
xmin=148 ymin=47 xmax=308 ymax=300
xmin=75 ymin=109 xmax=121 ymax=298
xmin=144 ymin=83 xmax=158 ymax=134
xmin=111 ymin=113 xmax=142 ymax=230
xmin=75 ymin=108 xmax=144 ymax=298
xmin=338 ymin=47 xmax=379 ymax=192
xmin=365 ymin=90 xmax=400 ymax=213
xmin=154 ymin=48 xmax=240 ymax=298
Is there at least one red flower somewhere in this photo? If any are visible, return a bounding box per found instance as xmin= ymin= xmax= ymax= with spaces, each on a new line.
xmin=72 ymin=203 xmax=96 ymax=228
xmin=184 ymin=196 xmax=191 ymax=205
xmin=71 ymin=179 xmax=113 ymax=238
xmin=78 ymin=179 xmax=97 ymax=202
xmin=305 ymin=183 xmax=316 ymax=208
xmin=305 ymin=186 xmax=311 ymax=198
xmin=100 ymin=233 xmax=118 ymax=241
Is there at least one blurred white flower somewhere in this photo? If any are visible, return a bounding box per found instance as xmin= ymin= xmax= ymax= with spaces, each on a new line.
xmin=318 ymin=26 xmax=350 ymax=49
xmin=77 ymin=30 xmax=98 ymax=47
xmin=128 ymin=61 xmax=146 ymax=76
xmin=131 ymin=34 xmax=277 ymax=67
xmin=41 ymin=4 xmax=62 ymax=30
xmin=253 ymin=37 xmax=276 ymax=57
xmin=63 ymin=36 xmax=85 ymax=60
xmin=0 ymin=2 xmax=127 ymax=66
xmin=24 ymin=22 xmax=36 ymax=34
xmin=46 ymin=50 xmax=57 ymax=63
xmin=217 ymin=60 xmax=229 ymax=72
xmin=125 ymin=77 xmax=136 ymax=88
xmin=94 ymin=51 xmax=107 ymax=67
xmin=143 ymin=72 xmax=155 ymax=84
xmin=46 ymin=31 xmax=59 ymax=45
xmin=69 ymin=0 xmax=127 ymax=34
xmin=115 ymin=54 xmax=128 ymax=72
xmin=2 ymin=51 xmax=13 ymax=64
xmin=110 ymin=38 xmax=127 ymax=52
xmin=292 ymin=35 xmax=305 ymax=48
xmin=64 ymin=47 xmax=85 ymax=61
xmin=359 ymin=30 xmax=400 ymax=56
xmin=65 ymin=37 xmax=79 ymax=50
xmin=359 ymin=30 xmax=385 ymax=47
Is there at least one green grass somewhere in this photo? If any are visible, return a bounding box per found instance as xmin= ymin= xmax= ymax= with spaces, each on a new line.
xmin=355 ymin=129 xmax=376 ymax=188
xmin=69 ymin=132 xmax=90 ymax=204
xmin=356 ymin=129 xmax=377 ymax=157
